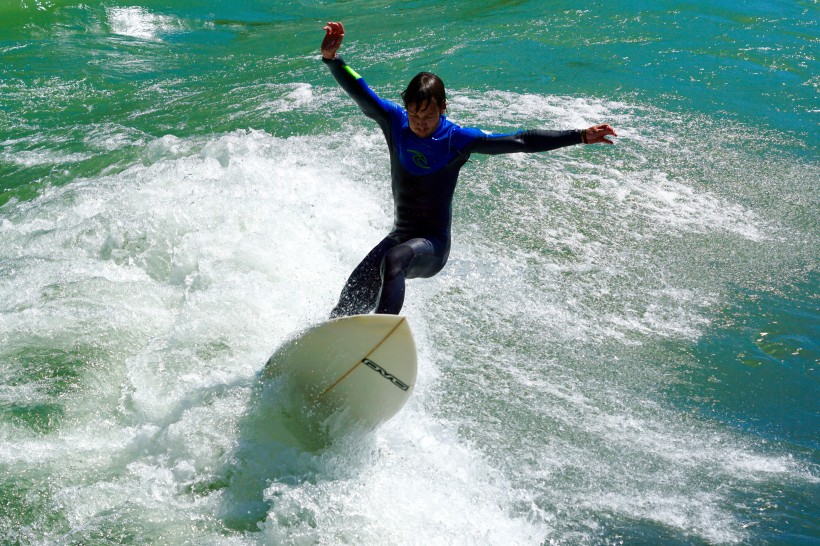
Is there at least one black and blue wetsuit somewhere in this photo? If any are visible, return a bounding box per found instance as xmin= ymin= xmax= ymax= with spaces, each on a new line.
xmin=324 ymin=57 xmax=584 ymax=317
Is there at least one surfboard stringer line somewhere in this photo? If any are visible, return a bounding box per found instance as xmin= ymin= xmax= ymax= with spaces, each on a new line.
xmin=317 ymin=316 xmax=407 ymax=400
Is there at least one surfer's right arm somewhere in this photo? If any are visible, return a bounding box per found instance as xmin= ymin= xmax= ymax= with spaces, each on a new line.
xmin=321 ymin=22 xmax=392 ymax=122
xmin=321 ymin=21 xmax=344 ymax=60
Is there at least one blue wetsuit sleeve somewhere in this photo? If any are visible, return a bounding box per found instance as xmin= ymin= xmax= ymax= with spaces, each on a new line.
xmin=322 ymin=56 xmax=392 ymax=123
xmin=463 ymin=129 xmax=583 ymax=155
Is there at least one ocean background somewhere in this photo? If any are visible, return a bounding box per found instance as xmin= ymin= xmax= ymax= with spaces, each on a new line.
xmin=1 ymin=0 xmax=818 ymax=544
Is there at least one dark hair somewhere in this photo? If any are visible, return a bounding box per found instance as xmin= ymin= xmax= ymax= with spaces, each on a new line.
xmin=401 ymin=72 xmax=447 ymax=110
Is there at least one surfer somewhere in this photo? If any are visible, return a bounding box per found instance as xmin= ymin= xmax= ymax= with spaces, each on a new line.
xmin=322 ymin=21 xmax=616 ymax=318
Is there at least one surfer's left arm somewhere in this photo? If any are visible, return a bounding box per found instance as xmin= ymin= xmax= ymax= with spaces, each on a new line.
xmin=581 ymin=124 xmax=616 ymax=145
xmin=465 ymin=123 xmax=616 ymax=155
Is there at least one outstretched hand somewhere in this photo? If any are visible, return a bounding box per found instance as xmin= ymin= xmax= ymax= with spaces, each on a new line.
xmin=582 ymin=124 xmax=617 ymax=145
xmin=322 ymin=21 xmax=344 ymax=60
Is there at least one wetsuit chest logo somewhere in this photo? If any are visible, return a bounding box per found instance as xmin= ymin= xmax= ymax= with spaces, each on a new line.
xmin=407 ymin=149 xmax=431 ymax=170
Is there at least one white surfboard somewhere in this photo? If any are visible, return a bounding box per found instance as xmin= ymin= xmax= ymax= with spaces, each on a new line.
xmin=264 ymin=314 xmax=417 ymax=431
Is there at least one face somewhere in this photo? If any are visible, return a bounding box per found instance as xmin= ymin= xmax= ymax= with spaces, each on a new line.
xmin=406 ymin=100 xmax=444 ymax=138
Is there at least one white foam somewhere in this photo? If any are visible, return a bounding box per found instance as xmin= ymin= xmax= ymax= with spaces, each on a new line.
xmin=258 ymin=83 xmax=315 ymax=114
xmin=1 ymin=128 xmax=546 ymax=543
xmin=2 ymin=89 xmax=815 ymax=544
xmin=2 ymin=147 xmax=91 ymax=167
xmin=258 ymin=416 xmax=549 ymax=544
xmin=106 ymin=7 xmax=185 ymax=41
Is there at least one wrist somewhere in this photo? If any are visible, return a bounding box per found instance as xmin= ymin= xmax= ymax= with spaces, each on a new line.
xmin=580 ymin=128 xmax=588 ymax=144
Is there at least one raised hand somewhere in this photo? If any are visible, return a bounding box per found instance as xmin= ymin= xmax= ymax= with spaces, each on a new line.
xmin=322 ymin=21 xmax=345 ymax=60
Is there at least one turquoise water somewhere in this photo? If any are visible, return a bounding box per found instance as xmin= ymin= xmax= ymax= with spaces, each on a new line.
xmin=1 ymin=0 xmax=818 ymax=544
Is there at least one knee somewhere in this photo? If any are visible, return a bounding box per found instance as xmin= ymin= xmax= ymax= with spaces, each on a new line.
xmin=381 ymin=245 xmax=415 ymax=282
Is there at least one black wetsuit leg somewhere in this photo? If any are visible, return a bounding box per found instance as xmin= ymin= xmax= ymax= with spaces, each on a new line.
xmin=376 ymin=237 xmax=447 ymax=315
xmin=330 ymin=237 xmax=395 ymax=318
xmin=330 ymin=236 xmax=447 ymax=318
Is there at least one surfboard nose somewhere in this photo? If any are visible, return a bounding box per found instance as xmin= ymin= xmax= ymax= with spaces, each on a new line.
xmin=265 ymin=314 xmax=417 ymax=432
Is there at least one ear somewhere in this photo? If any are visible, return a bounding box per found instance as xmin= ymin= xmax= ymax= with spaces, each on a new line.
xmin=439 ymin=99 xmax=447 ymax=113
